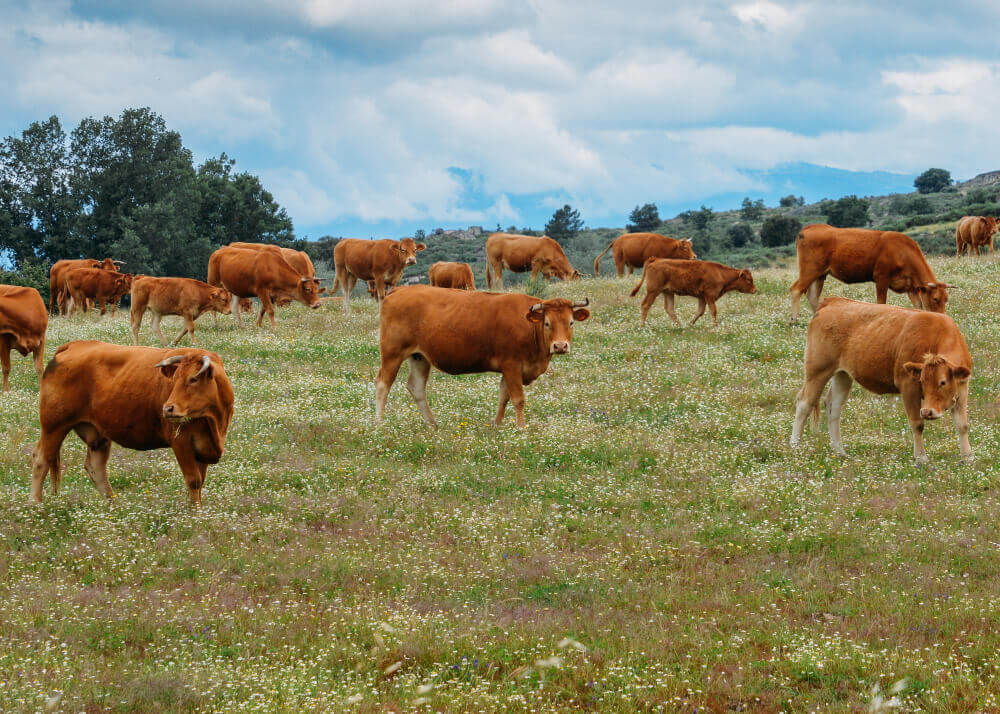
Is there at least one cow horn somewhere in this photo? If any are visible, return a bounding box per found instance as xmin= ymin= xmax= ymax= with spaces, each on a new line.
xmin=153 ymin=355 xmax=185 ymax=368
xmin=572 ymin=298 xmax=590 ymax=307
xmin=195 ymin=355 xmax=212 ymax=378
xmin=112 ymin=260 xmax=125 ymax=264
xmin=529 ymin=303 xmax=544 ymax=312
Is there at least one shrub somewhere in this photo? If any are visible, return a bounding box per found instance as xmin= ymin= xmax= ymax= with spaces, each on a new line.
xmin=779 ymin=195 xmax=805 ymax=208
xmin=826 ymin=195 xmax=870 ymax=227
xmin=966 ymin=188 xmax=992 ymax=205
xmin=0 ymin=259 xmax=50 ymax=304
xmin=760 ymin=215 xmax=801 ymax=247
xmin=727 ymin=222 xmax=755 ymax=248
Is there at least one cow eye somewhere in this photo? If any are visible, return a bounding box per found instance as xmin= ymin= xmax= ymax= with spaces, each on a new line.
xmin=939 ymin=379 xmax=946 ymax=386
xmin=569 ymin=320 xmax=574 ymax=326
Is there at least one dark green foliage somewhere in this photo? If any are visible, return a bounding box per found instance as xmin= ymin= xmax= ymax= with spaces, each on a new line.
xmin=914 ymin=168 xmax=952 ymax=194
xmin=779 ymin=195 xmax=805 ymax=208
xmin=0 ymin=259 xmax=50 ymax=302
xmin=545 ymin=204 xmax=583 ymax=245
xmin=727 ymin=222 xmax=755 ymax=248
xmin=966 ymin=188 xmax=993 ymax=205
xmin=627 ymin=203 xmax=660 ymax=233
xmin=760 ymin=215 xmax=801 ymax=247
xmin=740 ymin=197 xmax=765 ymax=221
xmin=680 ymin=205 xmax=714 ymax=231
xmin=414 ymin=229 xmax=426 ymax=240
xmin=826 ymin=195 xmax=869 ymax=228
xmin=908 ymin=196 xmax=933 ymax=214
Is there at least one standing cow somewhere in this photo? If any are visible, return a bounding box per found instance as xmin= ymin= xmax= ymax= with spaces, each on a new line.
xmin=49 ymin=258 xmax=122 ymax=315
xmin=629 ymin=258 xmax=756 ymax=327
xmin=955 ymin=216 xmax=997 ymax=256
xmin=428 ymin=262 xmax=476 ymax=290
xmin=790 ymin=297 xmax=972 ymax=464
xmin=376 ymin=285 xmax=590 ymax=427
xmin=208 ymin=246 xmax=321 ymax=327
xmin=789 ymin=224 xmax=951 ymax=322
xmin=0 ymin=285 xmax=47 ymax=393
xmin=332 ymin=238 xmax=425 ymax=313
xmin=131 ymin=276 xmax=232 ymax=346
xmin=593 ymin=233 xmax=696 ymax=277
xmin=485 ymin=233 xmax=580 ymax=290
xmin=31 ymin=342 xmax=235 ymax=505
xmin=63 ymin=269 xmax=133 ymax=316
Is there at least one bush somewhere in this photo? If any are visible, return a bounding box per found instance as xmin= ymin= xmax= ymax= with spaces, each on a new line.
xmin=779 ymin=195 xmax=805 ymax=208
xmin=907 ymin=196 xmax=933 ymax=214
xmin=522 ymin=273 xmax=550 ymax=298
xmin=826 ymin=195 xmax=870 ymax=227
xmin=903 ymin=214 xmax=940 ymax=228
xmin=740 ymin=198 xmax=765 ymax=221
xmin=727 ymin=222 xmax=755 ymax=248
xmin=760 ymin=215 xmax=801 ymax=247
xmin=0 ymin=260 xmax=50 ymax=304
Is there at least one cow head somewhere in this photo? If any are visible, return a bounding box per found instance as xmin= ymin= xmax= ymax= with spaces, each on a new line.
xmin=396 ymin=238 xmax=426 ymax=266
xmin=296 ymin=277 xmax=322 ymax=309
xmin=731 ymin=269 xmax=758 ymax=294
xmin=2 ymin=330 xmax=40 ymax=356
xmin=208 ymin=288 xmax=232 ymax=315
xmin=914 ymin=282 xmax=950 ymax=313
xmin=238 ymin=298 xmax=253 ymax=313
xmin=101 ymin=258 xmax=123 ymax=272
xmin=526 ymin=298 xmax=591 ymax=355
xmin=903 ymin=353 xmax=970 ymax=420
xmin=535 ymin=255 xmax=580 ymax=282
xmin=156 ymin=354 xmax=224 ymax=422
xmin=679 ymin=239 xmax=697 ymax=259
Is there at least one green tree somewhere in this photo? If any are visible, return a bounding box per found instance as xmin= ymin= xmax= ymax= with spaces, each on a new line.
xmin=740 ymin=197 xmax=765 ymax=221
xmin=826 ymin=195 xmax=869 ymax=228
xmin=779 ymin=194 xmax=805 ymax=208
xmin=727 ymin=222 xmax=755 ymax=248
xmin=414 ymin=229 xmax=426 ymax=241
xmin=914 ymin=168 xmax=951 ymax=194
xmin=760 ymin=215 xmax=801 ymax=247
xmin=544 ymin=204 xmax=583 ymax=245
xmin=627 ymin=203 xmax=660 ymax=232
xmin=680 ymin=205 xmax=714 ymax=231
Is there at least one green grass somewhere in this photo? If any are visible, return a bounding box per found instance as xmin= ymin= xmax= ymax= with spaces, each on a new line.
xmin=3 ymin=255 xmax=1000 ymax=711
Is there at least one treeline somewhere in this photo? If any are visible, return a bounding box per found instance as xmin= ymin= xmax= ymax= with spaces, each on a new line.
xmin=1 ymin=108 xmax=300 ymax=296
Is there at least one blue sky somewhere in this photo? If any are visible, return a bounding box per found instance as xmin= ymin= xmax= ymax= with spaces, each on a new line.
xmin=2 ymin=1 xmax=999 ymax=239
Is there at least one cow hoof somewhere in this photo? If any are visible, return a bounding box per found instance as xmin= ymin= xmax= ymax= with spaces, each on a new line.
xmin=961 ymin=453 xmax=975 ymax=465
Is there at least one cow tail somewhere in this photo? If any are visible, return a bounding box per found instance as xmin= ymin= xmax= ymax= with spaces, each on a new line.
xmin=629 ymin=270 xmax=646 ymax=297
xmin=593 ymin=238 xmax=616 ymax=275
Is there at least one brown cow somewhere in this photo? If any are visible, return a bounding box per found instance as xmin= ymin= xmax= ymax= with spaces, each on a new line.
xmin=131 ymin=276 xmax=232 ymax=346
xmin=593 ymin=232 xmax=696 ymax=276
xmin=790 ymin=297 xmax=972 ymax=464
xmin=629 ymin=258 xmax=756 ymax=327
xmin=428 ymin=261 xmax=476 ymax=290
xmin=789 ymin=224 xmax=951 ymax=322
xmin=332 ymin=238 xmax=425 ymax=313
xmin=207 ymin=246 xmax=321 ymax=327
xmin=226 ymin=242 xmax=322 ymax=280
xmin=63 ymin=268 xmax=133 ymax=316
xmin=485 ymin=233 xmax=580 ymax=289
xmin=49 ymin=258 xmax=121 ymax=315
xmin=955 ymin=216 xmax=997 ymax=256
xmin=30 ymin=342 xmax=234 ymax=505
xmin=0 ymin=285 xmax=47 ymax=393
xmin=376 ymin=286 xmax=590 ymax=427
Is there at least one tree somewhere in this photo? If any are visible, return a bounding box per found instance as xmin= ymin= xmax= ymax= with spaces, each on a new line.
xmin=914 ymin=168 xmax=951 ymax=194
xmin=760 ymin=215 xmax=801 ymax=247
xmin=740 ymin=197 xmax=765 ymax=221
xmin=627 ymin=203 xmax=660 ymax=233
xmin=544 ymin=204 xmax=583 ymax=245
xmin=414 ymin=229 xmax=426 ymax=241
xmin=727 ymin=222 xmax=755 ymax=248
xmin=680 ymin=205 xmax=714 ymax=231
xmin=779 ymin=195 xmax=805 ymax=208
xmin=826 ymin=195 xmax=869 ymax=228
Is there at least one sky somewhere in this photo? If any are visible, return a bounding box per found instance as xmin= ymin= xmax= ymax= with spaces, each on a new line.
xmin=2 ymin=0 xmax=999 ymax=239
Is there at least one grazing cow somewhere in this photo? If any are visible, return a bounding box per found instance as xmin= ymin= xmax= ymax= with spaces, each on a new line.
xmin=131 ymin=276 xmax=232 ymax=346
xmin=485 ymin=233 xmax=580 ymax=290
xmin=31 ymin=341 xmax=234 ymax=505
xmin=332 ymin=238 xmax=425 ymax=313
xmin=376 ymin=285 xmax=590 ymax=427
xmin=63 ymin=268 xmax=133 ymax=316
xmin=207 ymin=246 xmax=321 ymax=327
xmin=593 ymin=232 xmax=697 ymax=276
xmin=629 ymin=258 xmax=756 ymax=327
xmin=789 ymin=224 xmax=951 ymax=322
xmin=0 ymin=285 xmax=47 ymax=393
xmin=955 ymin=216 xmax=997 ymax=256
xmin=226 ymin=242 xmax=322 ymax=281
xmin=49 ymin=258 xmax=121 ymax=315
xmin=428 ymin=261 xmax=476 ymax=290
xmin=790 ymin=297 xmax=972 ymax=464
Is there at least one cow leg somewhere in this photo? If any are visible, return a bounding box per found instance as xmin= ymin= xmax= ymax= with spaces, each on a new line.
xmin=614 ymin=256 xmax=625 ymax=278
xmin=231 ymin=294 xmax=243 ymax=327
xmin=689 ymin=297 xmax=707 ymax=327
xmin=0 ymin=340 xmax=11 ymax=392
xmin=906 ymin=291 xmax=922 ymax=309
xmin=173 ymin=316 xmax=195 ymax=346
xmin=375 ymin=354 xmax=405 ymax=423
xmin=336 ymin=267 xmax=352 ymax=313
xmin=501 ymin=367 xmax=527 ymax=427
xmin=900 ymin=388 xmax=928 ymax=464
xmin=257 ymin=293 xmax=276 ymax=328
xmin=373 ymin=277 xmax=387 ymax=306
xmin=75 ymin=425 xmax=114 ymax=499
xmin=806 ymin=277 xmax=825 ymax=311
xmin=172 ymin=440 xmax=207 ymax=506
xmin=639 ymin=289 xmax=658 ymax=326
xmin=824 ymin=371 xmax=852 ymax=455
xmin=874 ymin=280 xmax=889 ymax=305
xmin=98 ymin=297 xmax=107 ymax=316
xmin=405 ymin=355 xmax=436 ymax=427
xmin=494 ymin=376 xmax=511 ymax=425
xmin=30 ymin=427 xmax=70 ymax=502
xmin=662 ymin=293 xmax=682 ymax=327
xmin=130 ymin=304 xmax=145 ymax=345
xmin=952 ymin=386 xmax=973 ymax=462
xmin=790 ymin=367 xmax=836 ymax=448
xmin=32 ymin=342 xmax=44 ymax=381
xmin=150 ymin=314 xmax=168 ymax=346
xmin=706 ymin=299 xmax=719 ymax=327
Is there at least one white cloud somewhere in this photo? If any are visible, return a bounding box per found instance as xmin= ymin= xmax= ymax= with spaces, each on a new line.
xmin=732 ymin=1 xmax=800 ymax=33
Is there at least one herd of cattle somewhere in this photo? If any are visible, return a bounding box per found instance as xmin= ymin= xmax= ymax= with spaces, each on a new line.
xmin=1 ymin=216 xmax=996 ymax=504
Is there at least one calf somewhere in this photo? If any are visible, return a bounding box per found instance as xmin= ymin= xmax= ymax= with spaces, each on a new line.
xmin=49 ymin=258 xmax=121 ymax=315
xmin=333 ymin=238 xmax=425 ymax=313
xmin=0 ymin=285 xmax=47 ymax=393
xmin=790 ymin=297 xmax=972 ymax=464
xmin=629 ymin=258 xmax=756 ymax=326
xmin=31 ymin=342 xmax=234 ymax=505
xmin=131 ymin=276 xmax=232 ymax=346
xmin=376 ymin=285 xmax=590 ymax=427
xmin=428 ymin=261 xmax=476 ymax=290
xmin=64 ymin=268 xmax=132 ymax=315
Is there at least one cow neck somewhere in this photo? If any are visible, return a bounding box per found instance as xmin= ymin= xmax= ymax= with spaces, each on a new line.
xmin=531 ymin=319 xmax=548 ymax=363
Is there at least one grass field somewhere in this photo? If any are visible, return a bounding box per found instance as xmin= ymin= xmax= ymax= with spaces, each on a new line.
xmin=3 ymin=256 xmax=1000 ymax=712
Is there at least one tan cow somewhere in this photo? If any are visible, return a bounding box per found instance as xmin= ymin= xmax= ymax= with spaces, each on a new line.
xmin=629 ymin=258 xmax=757 ymax=327
xmin=376 ymin=286 xmax=590 ymax=427
xmin=63 ymin=268 xmax=133 ymax=315
xmin=955 ymin=216 xmax=997 ymax=256
xmin=789 ymin=224 xmax=951 ymax=321
xmin=131 ymin=276 xmax=232 ymax=346
xmin=49 ymin=258 xmax=121 ymax=315
xmin=485 ymin=233 xmax=580 ymax=289
xmin=790 ymin=297 xmax=972 ymax=464
xmin=428 ymin=261 xmax=476 ymax=290
xmin=332 ymin=238 xmax=425 ymax=313
xmin=0 ymin=285 xmax=47 ymax=393
xmin=593 ymin=232 xmax=696 ymax=276
xmin=31 ymin=342 xmax=234 ymax=505
xmin=207 ymin=246 xmax=321 ymax=327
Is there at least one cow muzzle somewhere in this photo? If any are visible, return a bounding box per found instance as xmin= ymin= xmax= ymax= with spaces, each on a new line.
xmin=406 ymin=257 xmax=416 ymax=265
xmin=162 ymin=403 xmax=186 ymax=420
xmin=551 ymin=341 xmax=570 ymax=354
xmin=920 ymin=407 xmax=943 ymax=420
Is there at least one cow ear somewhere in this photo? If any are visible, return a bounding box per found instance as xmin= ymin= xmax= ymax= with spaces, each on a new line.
xmin=572 ymin=308 xmax=591 ymax=322
xmin=416 ymin=243 xmax=426 ymax=251
xmin=526 ymin=309 xmax=545 ymax=323
xmin=903 ymin=361 xmax=924 ymax=379
xmin=951 ymin=365 xmax=971 ymax=380
xmin=154 ymin=356 xmax=184 ymax=378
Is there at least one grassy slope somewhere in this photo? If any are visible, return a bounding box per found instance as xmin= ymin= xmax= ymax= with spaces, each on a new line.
xmin=2 ymin=255 xmax=1000 ymax=712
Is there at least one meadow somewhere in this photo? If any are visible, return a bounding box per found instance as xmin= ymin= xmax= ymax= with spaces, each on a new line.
xmin=2 ymin=255 xmax=1000 ymax=712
